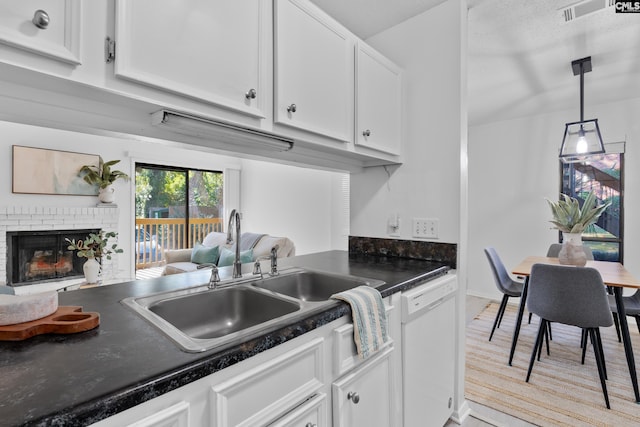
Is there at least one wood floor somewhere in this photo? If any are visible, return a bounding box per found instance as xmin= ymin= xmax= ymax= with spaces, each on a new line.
xmin=443 ymin=296 xmax=537 ymax=427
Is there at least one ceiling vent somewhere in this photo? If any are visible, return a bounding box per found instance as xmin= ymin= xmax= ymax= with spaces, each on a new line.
xmin=562 ymin=0 xmax=615 ymax=22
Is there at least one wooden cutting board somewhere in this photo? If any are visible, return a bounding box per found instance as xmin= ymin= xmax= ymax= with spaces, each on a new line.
xmin=0 ymin=306 xmax=99 ymax=341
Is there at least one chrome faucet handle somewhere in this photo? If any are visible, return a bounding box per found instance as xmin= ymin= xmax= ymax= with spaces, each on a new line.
xmin=270 ymin=245 xmax=279 ymax=276
xmin=208 ymin=266 xmax=221 ymax=289
xmin=252 ymin=260 xmax=263 ymax=278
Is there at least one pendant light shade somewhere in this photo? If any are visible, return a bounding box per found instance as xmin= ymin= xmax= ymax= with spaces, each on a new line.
xmin=559 ymin=57 xmax=605 ymax=163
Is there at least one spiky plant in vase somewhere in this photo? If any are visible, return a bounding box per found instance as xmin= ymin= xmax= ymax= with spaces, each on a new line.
xmin=546 ymin=192 xmax=610 ymax=266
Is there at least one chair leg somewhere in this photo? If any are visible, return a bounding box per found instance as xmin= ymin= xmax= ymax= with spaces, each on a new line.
xmin=489 ymin=294 xmax=509 ymax=341
xmin=496 ymin=295 xmax=509 ymax=328
xmin=589 ymin=328 xmax=611 ymax=409
xmin=636 ymin=316 xmax=640 ymax=335
xmin=612 ymin=312 xmax=622 ymax=342
xmin=527 ymin=319 xmax=547 ymax=382
xmin=595 ymin=328 xmax=608 ymax=380
xmin=528 ymin=312 xmax=532 ymax=324
xmin=581 ymin=329 xmax=588 ymax=364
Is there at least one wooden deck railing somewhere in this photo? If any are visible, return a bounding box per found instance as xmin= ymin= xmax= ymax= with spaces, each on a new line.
xmin=135 ymin=217 xmax=224 ymax=269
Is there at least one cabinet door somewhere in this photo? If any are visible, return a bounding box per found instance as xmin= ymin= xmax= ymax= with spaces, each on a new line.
xmin=332 ymin=347 xmax=395 ymax=427
xmin=0 ymin=0 xmax=81 ymax=64
xmin=268 ymin=392 xmax=327 ymax=427
xmin=274 ymin=0 xmax=353 ymax=142
xmin=355 ymin=43 xmax=402 ymax=155
xmin=115 ymin=0 xmax=266 ymax=118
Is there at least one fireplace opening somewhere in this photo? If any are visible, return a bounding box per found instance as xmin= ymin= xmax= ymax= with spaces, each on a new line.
xmin=7 ymin=229 xmax=100 ymax=287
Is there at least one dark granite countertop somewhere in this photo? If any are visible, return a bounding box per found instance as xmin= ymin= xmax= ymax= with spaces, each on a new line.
xmin=0 ymin=250 xmax=449 ymax=426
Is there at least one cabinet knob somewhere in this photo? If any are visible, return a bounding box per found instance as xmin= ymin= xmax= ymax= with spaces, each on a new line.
xmin=347 ymin=391 xmax=360 ymax=404
xmin=287 ymin=104 xmax=297 ymax=113
xmin=245 ymin=88 xmax=257 ymax=100
xmin=32 ymin=10 xmax=50 ymax=29
xmin=362 ymin=129 xmax=371 ymax=137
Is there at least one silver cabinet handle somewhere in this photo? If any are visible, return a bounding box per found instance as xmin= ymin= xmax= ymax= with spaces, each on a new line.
xmin=287 ymin=104 xmax=297 ymax=113
xmin=362 ymin=129 xmax=371 ymax=137
xmin=245 ymin=88 xmax=257 ymax=99
xmin=347 ymin=391 xmax=360 ymax=404
xmin=32 ymin=10 xmax=50 ymax=29
xmin=305 ymin=423 xmax=317 ymax=427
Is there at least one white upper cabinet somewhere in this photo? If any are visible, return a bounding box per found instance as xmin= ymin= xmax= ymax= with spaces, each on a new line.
xmin=274 ymin=0 xmax=354 ymax=143
xmin=0 ymin=0 xmax=82 ymax=65
xmin=114 ymin=0 xmax=267 ymax=118
xmin=355 ymin=42 xmax=402 ymax=156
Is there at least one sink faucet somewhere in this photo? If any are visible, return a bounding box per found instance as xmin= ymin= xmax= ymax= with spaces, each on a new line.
xmin=196 ymin=263 xmax=221 ymax=289
xmin=252 ymin=245 xmax=279 ymax=279
xmin=226 ymin=209 xmax=242 ymax=279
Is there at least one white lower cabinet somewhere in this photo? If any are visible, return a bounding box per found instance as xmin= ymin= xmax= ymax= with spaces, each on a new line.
xmin=126 ymin=401 xmax=190 ymax=427
xmin=331 ymin=346 xmax=395 ymax=427
xmin=209 ymin=339 xmax=324 ymax=427
xmin=268 ymin=393 xmax=327 ymax=427
xmin=92 ymin=297 xmax=401 ymax=427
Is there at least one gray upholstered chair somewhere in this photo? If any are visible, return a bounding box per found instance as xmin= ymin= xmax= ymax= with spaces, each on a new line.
xmin=526 ymin=263 xmax=613 ymax=409
xmin=608 ymin=290 xmax=640 ymax=334
xmin=546 ymin=243 xmax=594 ymax=260
xmin=484 ymin=247 xmax=525 ymax=341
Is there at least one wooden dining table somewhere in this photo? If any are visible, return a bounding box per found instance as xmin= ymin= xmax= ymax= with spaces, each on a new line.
xmin=510 ymin=256 xmax=640 ymax=403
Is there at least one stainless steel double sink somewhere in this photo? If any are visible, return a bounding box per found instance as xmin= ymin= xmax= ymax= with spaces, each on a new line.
xmin=122 ymin=268 xmax=385 ymax=353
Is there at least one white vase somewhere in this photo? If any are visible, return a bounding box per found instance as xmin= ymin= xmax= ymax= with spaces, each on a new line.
xmin=558 ymin=232 xmax=587 ymax=266
xmin=98 ymin=185 xmax=115 ymax=203
xmin=83 ymin=258 xmax=101 ymax=284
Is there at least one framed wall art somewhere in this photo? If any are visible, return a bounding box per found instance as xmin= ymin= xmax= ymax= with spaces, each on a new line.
xmin=12 ymin=146 xmax=99 ymax=196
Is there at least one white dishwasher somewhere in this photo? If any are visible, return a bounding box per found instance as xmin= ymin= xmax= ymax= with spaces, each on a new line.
xmin=401 ymin=273 xmax=458 ymax=427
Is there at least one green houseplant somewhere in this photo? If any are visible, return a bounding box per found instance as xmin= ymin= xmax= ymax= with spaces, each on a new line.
xmin=66 ymin=231 xmax=123 ymax=284
xmin=80 ymin=157 xmax=130 ymax=203
xmin=546 ymin=191 xmax=610 ymax=266
xmin=546 ymin=191 xmax=611 ymax=234
xmin=65 ymin=231 xmax=123 ymax=260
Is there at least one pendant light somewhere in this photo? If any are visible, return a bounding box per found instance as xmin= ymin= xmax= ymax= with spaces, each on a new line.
xmin=559 ymin=56 xmax=605 ymax=163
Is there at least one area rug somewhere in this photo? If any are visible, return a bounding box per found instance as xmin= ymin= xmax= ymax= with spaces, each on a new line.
xmin=466 ymin=302 xmax=640 ymax=427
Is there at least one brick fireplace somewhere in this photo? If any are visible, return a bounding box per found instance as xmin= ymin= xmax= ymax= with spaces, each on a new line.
xmin=0 ymin=206 xmax=119 ymax=291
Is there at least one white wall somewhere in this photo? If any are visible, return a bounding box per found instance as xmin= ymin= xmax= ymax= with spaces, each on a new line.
xmin=0 ymin=120 xmax=344 ymax=281
xmin=350 ymin=0 xmax=463 ymax=245
xmin=468 ymin=96 xmax=640 ymax=299
xmin=239 ymin=159 xmax=348 ymax=255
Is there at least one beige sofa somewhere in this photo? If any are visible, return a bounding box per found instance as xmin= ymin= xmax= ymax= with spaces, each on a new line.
xmin=162 ymin=232 xmax=295 ymax=275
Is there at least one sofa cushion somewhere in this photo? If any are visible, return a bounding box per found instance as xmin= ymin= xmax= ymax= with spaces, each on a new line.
xmin=252 ymin=235 xmax=296 ymax=259
xmin=190 ymin=243 xmax=220 ymax=265
xmin=163 ymin=248 xmax=192 ymax=264
xmin=163 ymin=262 xmax=200 ymax=275
xmin=218 ymin=247 xmax=253 ymax=267
xmin=202 ymin=232 xmax=229 ymax=248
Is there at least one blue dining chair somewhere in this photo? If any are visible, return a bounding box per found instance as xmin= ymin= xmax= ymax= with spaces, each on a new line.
xmin=526 ymin=263 xmax=613 ymax=409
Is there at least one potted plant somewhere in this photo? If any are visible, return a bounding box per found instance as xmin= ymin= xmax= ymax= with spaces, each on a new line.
xmin=79 ymin=157 xmax=130 ymax=203
xmin=546 ymin=191 xmax=610 ymax=265
xmin=66 ymin=231 xmax=123 ymax=284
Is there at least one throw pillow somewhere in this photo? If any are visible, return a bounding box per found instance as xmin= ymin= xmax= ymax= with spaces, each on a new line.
xmin=190 ymin=243 xmax=220 ymax=265
xmin=217 ymin=247 xmax=253 ymax=267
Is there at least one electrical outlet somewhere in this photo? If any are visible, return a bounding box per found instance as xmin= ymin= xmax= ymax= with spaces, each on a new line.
xmin=412 ymin=218 xmax=439 ymax=239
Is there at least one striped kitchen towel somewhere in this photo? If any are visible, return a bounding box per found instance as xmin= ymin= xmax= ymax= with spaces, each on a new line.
xmin=331 ymin=286 xmax=389 ymax=360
